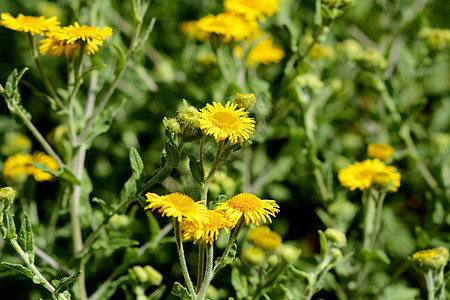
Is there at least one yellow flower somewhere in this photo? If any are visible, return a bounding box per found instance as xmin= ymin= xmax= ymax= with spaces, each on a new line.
xmin=246 ymin=36 xmax=285 ymax=65
xmin=367 ymin=143 xmax=394 ymax=160
xmin=216 ymin=193 xmax=280 ymax=226
xmin=178 ymin=20 xmax=198 ymax=37
xmin=338 ymin=159 xmax=401 ymax=192
xmin=242 ymin=247 xmax=266 ymax=265
xmin=38 ymin=36 xmax=80 ymax=58
xmin=144 ymin=192 xmax=209 ymax=224
xmin=196 ymin=13 xmax=258 ymax=42
xmin=50 ymin=22 xmax=112 ymax=55
xmin=224 ymin=0 xmax=279 ymax=21
xmin=198 ymin=101 xmax=255 ymax=144
xmin=2 ymin=153 xmax=32 ymax=182
xmin=28 ymin=152 xmax=59 ymax=182
xmin=181 ymin=210 xmax=235 ymax=244
xmin=0 ymin=13 xmax=59 ymax=36
xmin=411 ymin=247 xmax=449 ymax=271
xmin=247 ymin=226 xmax=282 ymax=251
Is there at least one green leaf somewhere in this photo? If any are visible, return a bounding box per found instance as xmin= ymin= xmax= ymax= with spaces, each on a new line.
xmin=288 ymin=265 xmax=313 ymax=284
xmin=129 ymin=147 xmax=144 ymax=180
xmin=79 ymin=64 xmax=106 ymax=82
xmin=134 ymin=18 xmax=156 ymax=54
xmin=1 ymin=262 xmax=34 ymax=279
xmin=230 ymin=140 xmax=252 ymax=152
xmin=55 ymin=291 xmax=71 ymax=300
xmin=171 ymin=282 xmax=192 ymax=300
xmin=414 ymin=226 xmax=429 ymax=249
xmin=4 ymin=68 xmax=32 ymax=120
xmin=128 ymin=0 xmax=142 ymax=23
xmin=358 ymin=249 xmax=391 ymax=264
xmin=147 ymin=212 xmax=161 ymax=239
xmin=231 ymin=265 xmax=248 ymax=299
xmin=18 ymin=212 xmax=34 ymax=264
xmin=165 ymin=142 xmax=180 ymax=167
xmin=314 ymin=0 xmax=322 ymax=25
xmin=188 ymin=154 xmax=202 ymax=184
xmin=318 ymin=230 xmax=327 ymax=260
xmin=54 ymin=270 xmax=82 ymax=294
xmin=30 ymin=163 xmax=81 ymax=185
xmin=120 ymin=176 xmax=137 ymax=202
xmin=148 ymin=285 xmax=166 ymax=300
xmin=111 ymin=42 xmax=126 ymax=76
xmin=84 ymin=98 xmax=127 ymax=147
xmin=215 ymin=242 xmax=237 ymax=271
xmin=3 ymin=211 xmax=17 ymax=240
xmin=92 ymin=197 xmax=113 ymax=216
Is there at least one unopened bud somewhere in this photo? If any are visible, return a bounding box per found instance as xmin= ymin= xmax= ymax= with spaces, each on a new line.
xmin=247 ymin=226 xmax=282 ymax=251
xmin=130 ymin=266 xmax=148 ymax=283
xmin=356 ymin=49 xmax=388 ymax=72
xmin=163 ymin=117 xmax=181 ymax=135
xmin=324 ymin=228 xmax=347 ymax=248
xmin=331 ymin=248 xmax=343 ymax=261
xmin=0 ymin=187 xmax=16 ymax=220
xmin=411 ymin=247 xmax=449 ymax=272
xmin=276 ymin=244 xmax=301 ymax=264
xmin=235 ymin=93 xmax=256 ymax=110
xmin=144 ymin=265 xmax=163 ymax=286
xmin=177 ymin=103 xmax=200 ymax=137
xmin=242 ymin=247 xmax=266 ymax=266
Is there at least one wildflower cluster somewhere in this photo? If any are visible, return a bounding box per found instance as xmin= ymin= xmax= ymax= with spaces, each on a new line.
xmin=2 ymin=152 xmax=59 ymax=182
xmin=0 ymin=13 xmax=112 ymax=58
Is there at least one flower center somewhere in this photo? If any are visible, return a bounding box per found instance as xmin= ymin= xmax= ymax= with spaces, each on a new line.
xmin=356 ymin=169 xmax=373 ymax=180
xmin=228 ymin=193 xmax=263 ymax=212
xmin=211 ymin=111 xmax=240 ymax=129
xmin=166 ymin=193 xmax=195 ymax=208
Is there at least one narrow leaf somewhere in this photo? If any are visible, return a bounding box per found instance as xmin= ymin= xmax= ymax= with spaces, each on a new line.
xmin=129 ymin=147 xmax=144 ymax=180
xmin=171 ymin=282 xmax=191 ymax=300
xmin=165 ymin=142 xmax=180 ymax=167
xmin=188 ymin=154 xmax=202 ymax=184
xmin=54 ymin=271 xmax=82 ymax=294
xmin=1 ymin=262 xmax=34 ymax=279
xmin=318 ymin=230 xmax=327 ymax=260
xmin=18 ymin=212 xmax=34 ymax=264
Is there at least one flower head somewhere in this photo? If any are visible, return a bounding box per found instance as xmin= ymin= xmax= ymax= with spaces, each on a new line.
xmin=144 ymin=192 xmax=209 ymax=224
xmin=367 ymin=143 xmax=394 ymax=160
xmin=411 ymin=247 xmax=449 ymax=271
xmin=338 ymin=159 xmax=401 ymax=192
xmin=196 ymin=13 xmax=258 ymax=42
xmin=38 ymin=36 xmax=80 ymax=58
xmin=198 ymin=101 xmax=255 ymax=144
xmin=216 ymin=193 xmax=280 ymax=226
xmin=28 ymin=152 xmax=59 ymax=182
xmin=50 ymin=22 xmax=112 ymax=55
xmin=247 ymin=226 xmax=282 ymax=251
xmin=245 ymin=36 xmax=285 ymax=65
xmin=224 ymin=0 xmax=279 ymax=21
xmin=0 ymin=13 xmax=59 ymax=36
xmin=181 ymin=210 xmax=235 ymax=244
xmin=2 ymin=153 xmax=32 ymax=182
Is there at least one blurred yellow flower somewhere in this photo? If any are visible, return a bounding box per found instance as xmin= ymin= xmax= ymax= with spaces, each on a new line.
xmin=28 ymin=152 xmax=59 ymax=182
xmin=196 ymin=13 xmax=258 ymax=42
xmin=0 ymin=13 xmax=59 ymax=36
xmin=198 ymin=101 xmax=255 ymax=144
xmin=50 ymin=22 xmax=112 ymax=55
xmin=224 ymin=0 xmax=279 ymax=21
xmin=181 ymin=210 xmax=235 ymax=244
xmin=178 ymin=20 xmax=198 ymax=37
xmin=216 ymin=193 xmax=280 ymax=226
xmin=367 ymin=143 xmax=393 ymax=160
xmin=144 ymin=192 xmax=209 ymax=224
xmin=38 ymin=36 xmax=80 ymax=58
xmin=247 ymin=226 xmax=282 ymax=251
xmin=309 ymin=43 xmax=335 ymax=60
xmin=338 ymin=159 xmax=401 ymax=192
xmin=245 ymin=36 xmax=285 ymax=65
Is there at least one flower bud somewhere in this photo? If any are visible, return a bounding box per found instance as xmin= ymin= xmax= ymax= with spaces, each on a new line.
xmin=235 ymin=93 xmax=256 ymax=111
xmin=130 ymin=266 xmax=148 ymax=283
xmin=411 ymin=247 xmax=449 ymax=272
xmin=1 ymin=187 xmax=16 ymax=222
xmin=324 ymin=228 xmax=347 ymax=248
xmin=177 ymin=103 xmax=201 ymax=137
xmin=331 ymin=248 xmax=343 ymax=261
xmin=356 ymin=49 xmax=387 ymax=72
xmin=276 ymin=244 xmax=301 ymax=264
xmin=242 ymin=247 xmax=266 ymax=266
xmin=337 ymin=39 xmax=363 ymax=59
xmin=419 ymin=28 xmax=450 ymax=52
xmin=247 ymin=226 xmax=282 ymax=251
xmin=163 ymin=117 xmax=181 ymax=135
xmin=295 ymin=74 xmax=323 ymax=90
xmin=144 ymin=265 xmax=163 ymax=286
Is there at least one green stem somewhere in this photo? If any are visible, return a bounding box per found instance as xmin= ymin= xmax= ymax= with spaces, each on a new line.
xmin=371 ymin=192 xmax=386 ymax=248
xmin=8 ymin=99 xmax=64 ymax=167
xmin=425 ymin=270 xmax=435 ymax=300
xmin=26 ymin=33 xmax=64 ymax=110
xmin=173 ymin=219 xmax=196 ymax=298
xmin=305 ymin=249 xmax=333 ymax=300
xmin=10 ymin=239 xmax=58 ymax=295
xmin=199 ymin=135 xmax=206 ymax=182
xmin=196 ymin=242 xmax=206 ymax=292
xmin=362 ymin=189 xmax=375 ymax=250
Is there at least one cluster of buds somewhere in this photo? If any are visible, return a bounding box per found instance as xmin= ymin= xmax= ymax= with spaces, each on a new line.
xmin=419 ymin=28 xmax=450 ymax=52
xmin=0 ymin=187 xmax=15 ymax=225
xmin=356 ymin=48 xmax=388 ymax=73
xmin=163 ymin=100 xmax=200 ymax=139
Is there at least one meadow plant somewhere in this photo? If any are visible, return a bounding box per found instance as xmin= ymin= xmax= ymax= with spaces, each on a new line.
xmin=0 ymin=0 xmax=449 ymax=299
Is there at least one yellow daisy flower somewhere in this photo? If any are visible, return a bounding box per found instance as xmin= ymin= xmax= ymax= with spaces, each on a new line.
xmin=181 ymin=210 xmax=235 ymax=244
xmin=196 ymin=13 xmax=258 ymax=42
xmin=247 ymin=226 xmax=282 ymax=251
xmin=50 ymin=22 xmax=112 ymax=55
xmin=367 ymin=143 xmax=394 ymax=160
xmin=338 ymin=159 xmax=401 ymax=192
xmin=2 ymin=153 xmax=32 ymax=182
xmin=0 ymin=13 xmax=59 ymax=36
xmin=224 ymin=0 xmax=279 ymax=21
xmin=178 ymin=20 xmax=198 ymax=38
xmin=198 ymin=101 xmax=255 ymax=144
xmin=216 ymin=193 xmax=280 ymax=226
xmin=38 ymin=36 xmax=80 ymax=58
xmin=246 ymin=35 xmax=285 ymax=65
xmin=28 ymin=152 xmax=59 ymax=182
xmin=144 ymin=192 xmax=209 ymax=224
